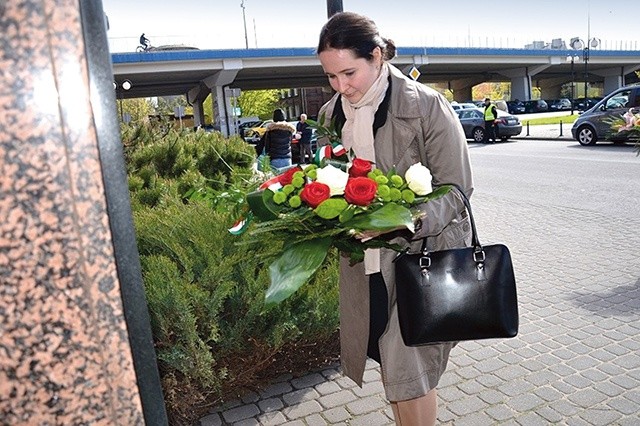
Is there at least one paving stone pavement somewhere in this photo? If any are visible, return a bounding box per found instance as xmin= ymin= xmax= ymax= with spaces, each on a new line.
xmin=199 ymin=157 xmax=639 ymax=426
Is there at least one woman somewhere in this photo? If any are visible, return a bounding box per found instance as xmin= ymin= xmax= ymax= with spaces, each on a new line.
xmin=256 ymin=108 xmax=295 ymax=170
xmin=317 ymin=12 xmax=474 ymax=425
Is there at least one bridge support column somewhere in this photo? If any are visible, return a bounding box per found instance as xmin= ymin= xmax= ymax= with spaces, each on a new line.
xmin=537 ymin=82 xmax=562 ymax=99
xmin=452 ymin=87 xmax=472 ymax=102
xmin=192 ymin=101 xmax=205 ymax=129
xmin=187 ymin=61 xmax=241 ymax=137
xmin=603 ymin=75 xmax=624 ymax=95
xmin=449 ymin=77 xmax=485 ymax=102
xmin=510 ymin=76 xmax=530 ymax=101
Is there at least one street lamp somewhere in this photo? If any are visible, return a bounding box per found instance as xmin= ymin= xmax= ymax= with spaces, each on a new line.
xmin=566 ymin=54 xmax=580 ymax=114
xmin=114 ymin=79 xmax=132 ymax=122
xmin=570 ymin=36 xmax=600 ymax=106
xmin=240 ymin=1 xmax=248 ymax=49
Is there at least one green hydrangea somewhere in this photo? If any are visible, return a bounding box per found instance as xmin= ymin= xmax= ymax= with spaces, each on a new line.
xmin=377 ymin=185 xmax=390 ymax=197
xmin=374 ymin=175 xmax=389 ymax=185
xmin=273 ymin=191 xmax=287 ymax=204
xmin=390 ymin=175 xmax=404 ymax=188
xmin=283 ymin=184 xmax=294 ymax=195
xmin=402 ymin=189 xmax=416 ymax=204
xmin=367 ymin=169 xmax=383 ymax=179
xmin=289 ymin=195 xmax=302 ymax=208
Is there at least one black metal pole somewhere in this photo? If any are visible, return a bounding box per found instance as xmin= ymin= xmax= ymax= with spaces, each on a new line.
xmin=570 ymin=58 xmax=575 ymax=115
xmin=583 ymin=47 xmax=589 ymax=101
xmin=327 ymin=0 xmax=343 ymax=17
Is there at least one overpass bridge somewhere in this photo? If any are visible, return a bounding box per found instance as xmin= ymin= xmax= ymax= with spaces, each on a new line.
xmin=111 ymin=46 xmax=640 ymax=135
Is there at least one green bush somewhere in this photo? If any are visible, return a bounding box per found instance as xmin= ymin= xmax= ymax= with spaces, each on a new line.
xmin=124 ymin=123 xmax=340 ymax=423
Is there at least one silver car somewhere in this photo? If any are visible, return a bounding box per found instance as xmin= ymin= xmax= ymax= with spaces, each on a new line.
xmin=455 ymin=108 xmax=522 ymax=142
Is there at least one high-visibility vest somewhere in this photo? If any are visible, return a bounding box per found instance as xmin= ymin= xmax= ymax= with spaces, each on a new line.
xmin=484 ymin=104 xmax=496 ymax=121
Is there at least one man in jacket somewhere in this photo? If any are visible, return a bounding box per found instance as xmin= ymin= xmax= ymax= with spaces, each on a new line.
xmin=483 ymin=97 xmax=498 ymax=143
xmin=295 ymin=114 xmax=313 ymax=164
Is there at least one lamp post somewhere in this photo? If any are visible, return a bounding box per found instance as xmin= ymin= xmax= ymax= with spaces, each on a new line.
xmin=570 ymin=37 xmax=599 ymax=111
xmin=240 ymin=1 xmax=248 ymax=49
xmin=566 ymin=54 xmax=579 ymax=115
xmin=114 ymin=79 xmax=132 ymax=122
xmin=326 ymin=0 xmax=343 ymax=17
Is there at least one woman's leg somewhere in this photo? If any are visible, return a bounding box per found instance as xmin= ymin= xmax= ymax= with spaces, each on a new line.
xmin=390 ymin=389 xmax=437 ymax=426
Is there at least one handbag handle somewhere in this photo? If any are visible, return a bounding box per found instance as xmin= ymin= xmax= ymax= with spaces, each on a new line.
xmin=419 ymin=183 xmax=482 ymax=255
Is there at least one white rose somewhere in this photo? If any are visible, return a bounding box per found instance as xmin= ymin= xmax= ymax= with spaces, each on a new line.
xmin=315 ymin=165 xmax=349 ymax=196
xmin=404 ymin=163 xmax=432 ymax=195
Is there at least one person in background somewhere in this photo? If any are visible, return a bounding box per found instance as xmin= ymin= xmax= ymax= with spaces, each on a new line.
xmin=316 ymin=12 xmax=473 ymax=425
xmin=295 ymin=113 xmax=313 ymax=164
xmin=256 ymin=108 xmax=295 ymax=170
xmin=139 ymin=33 xmax=150 ymax=50
xmin=483 ymin=97 xmax=498 ymax=143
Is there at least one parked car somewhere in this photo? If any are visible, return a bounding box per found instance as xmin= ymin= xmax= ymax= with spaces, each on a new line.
xmin=238 ymin=120 xmax=261 ymax=137
xmin=547 ymin=98 xmax=572 ymax=111
xmin=450 ymin=102 xmax=477 ymax=111
xmin=506 ymin=100 xmax=526 ymax=114
xmin=243 ymin=120 xmax=273 ymax=143
xmin=523 ymin=99 xmax=549 ymax=113
xmin=573 ymin=97 xmax=603 ymax=111
xmin=456 ymin=108 xmax=522 ymax=142
xmin=571 ymin=85 xmax=640 ymax=145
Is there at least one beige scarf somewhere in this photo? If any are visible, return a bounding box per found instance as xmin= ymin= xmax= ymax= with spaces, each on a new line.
xmin=340 ymin=62 xmax=390 ymax=274
xmin=340 ymin=62 xmax=390 ymax=162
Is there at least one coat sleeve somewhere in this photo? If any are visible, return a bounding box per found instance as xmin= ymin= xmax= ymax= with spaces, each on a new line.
xmin=412 ymin=91 xmax=474 ymax=239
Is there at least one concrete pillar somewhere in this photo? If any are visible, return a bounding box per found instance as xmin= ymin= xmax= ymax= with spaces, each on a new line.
xmin=449 ymin=77 xmax=486 ymax=102
xmin=452 ymin=86 xmax=473 ymax=102
xmin=213 ymin=86 xmax=231 ymax=136
xmin=192 ymin=100 xmax=205 ymax=128
xmin=0 ymin=1 xmax=166 ymax=424
xmin=510 ymin=76 xmax=530 ymax=101
xmin=537 ymin=82 xmax=563 ymax=99
xmin=603 ymin=75 xmax=624 ymax=95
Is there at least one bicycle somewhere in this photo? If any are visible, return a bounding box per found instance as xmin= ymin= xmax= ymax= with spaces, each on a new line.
xmin=135 ymin=44 xmax=153 ymax=52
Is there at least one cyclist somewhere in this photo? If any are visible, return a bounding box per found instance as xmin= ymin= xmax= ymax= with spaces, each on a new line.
xmin=139 ymin=33 xmax=150 ymax=50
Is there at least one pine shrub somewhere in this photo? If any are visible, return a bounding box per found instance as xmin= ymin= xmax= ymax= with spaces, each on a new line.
xmin=124 ymin=123 xmax=340 ymax=423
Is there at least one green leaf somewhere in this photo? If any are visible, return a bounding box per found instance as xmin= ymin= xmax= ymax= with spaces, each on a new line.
xmin=315 ymin=198 xmax=349 ymax=219
xmin=338 ymin=205 xmax=356 ymax=223
xmin=342 ymin=203 xmax=414 ymax=232
xmin=265 ymin=237 xmax=333 ymax=305
xmin=246 ymin=189 xmax=280 ymax=221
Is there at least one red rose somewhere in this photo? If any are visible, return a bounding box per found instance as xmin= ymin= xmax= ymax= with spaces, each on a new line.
xmin=300 ymin=181 xmax=331 ymax=208
xmin=344 ymin=177 xmax=378 ymax=206
xmin=349 ymin=158 xmax=373 ymax=177
xmin=278 ymin=167 xmax=301 ymax=186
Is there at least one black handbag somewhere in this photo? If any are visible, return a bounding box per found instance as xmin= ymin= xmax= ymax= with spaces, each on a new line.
xmin=393 ymin=185 xmax=518 ymax=346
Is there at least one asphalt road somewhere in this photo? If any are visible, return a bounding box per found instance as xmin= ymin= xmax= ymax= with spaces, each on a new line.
xmin=467 ymin=139 xmax=639 ymax=218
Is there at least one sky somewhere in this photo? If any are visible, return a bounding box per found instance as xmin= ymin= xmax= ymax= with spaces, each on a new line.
xmin=102 ymin=0 xmax=637 ymax=53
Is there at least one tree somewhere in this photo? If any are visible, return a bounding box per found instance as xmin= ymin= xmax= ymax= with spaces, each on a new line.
xmin=156 ymin=95 xmax=192 ymax=116
xmin=237 ymin=90 xmax=282 ymax=119
xmin=119 ymin=98 xmax=155 ymax=123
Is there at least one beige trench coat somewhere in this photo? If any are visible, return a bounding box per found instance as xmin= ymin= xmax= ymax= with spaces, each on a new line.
xmin=319 ymin=64 xmax=474 ymax=402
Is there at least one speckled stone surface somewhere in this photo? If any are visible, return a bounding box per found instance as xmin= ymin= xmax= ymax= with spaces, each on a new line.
xmin=0 ymin=1 xmax=144 ymax=424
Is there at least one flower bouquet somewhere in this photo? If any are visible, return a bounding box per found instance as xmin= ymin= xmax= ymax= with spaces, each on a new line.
xmin=231 ymin=117 xmax=452 ymax=305
xmin=608 ymin=107 xmax=640 ymax=155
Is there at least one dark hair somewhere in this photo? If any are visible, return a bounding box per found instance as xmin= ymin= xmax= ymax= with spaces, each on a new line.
xmin=317 ymin=12 xmax=396 ymax=61
xmin=273 ymin=108 xmax=286 ymax=122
